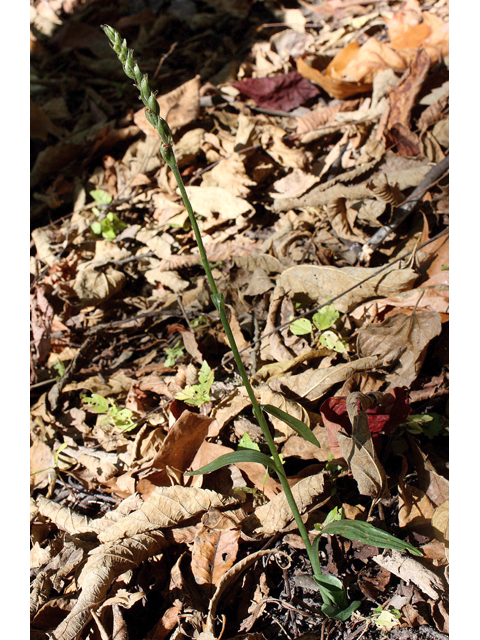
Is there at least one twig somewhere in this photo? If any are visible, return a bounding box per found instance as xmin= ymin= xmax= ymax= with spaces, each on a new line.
xmin=360 ymin=154 xmax=449 ymax=255
xmin=47 ymin=333 xmax=99 ymax=411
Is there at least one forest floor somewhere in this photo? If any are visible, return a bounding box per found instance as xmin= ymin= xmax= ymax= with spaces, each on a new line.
xmin=30 ymin=1 xmax=449 ymax=639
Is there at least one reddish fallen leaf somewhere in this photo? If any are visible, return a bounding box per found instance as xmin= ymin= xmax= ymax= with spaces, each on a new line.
xmin=320 ymin=387 xmax=411 ymax=457
xmin=231 ymin=71 xmax=319 ymax=111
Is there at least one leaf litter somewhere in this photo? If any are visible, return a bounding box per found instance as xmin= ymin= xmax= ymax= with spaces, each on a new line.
xmin=31 ymin=1 xmax=449 ymax=639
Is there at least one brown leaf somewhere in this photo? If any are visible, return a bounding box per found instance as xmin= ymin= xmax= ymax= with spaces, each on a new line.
xmin=273 ymin=262 xmax=417 ymax=314
xmin=296 ymin=49 xmax=372 ymax=100
xmin=383 ymin=48 xmax=430 ymax=156
xmin=268 ymin=357 xmax=379 ymax=403
xmin=134 ymin=75 xmax=201 ymax=136
xmin=356 ymin=310 xmax=442 ymax=387
xmin=243 ymin=471 xmax=327 ymax=535
xmin=373 ymin=550 xmax=444 ymax=601
xmin=336 ymin=392 xmax=388 ymax=502
xmin=191 ymin=509 xmax=241 ymax=587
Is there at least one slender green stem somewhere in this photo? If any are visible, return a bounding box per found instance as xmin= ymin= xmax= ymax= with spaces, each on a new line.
xmin=168 ymin=153 xmax=314 ymax=562
xmin=101 ymin=21 xmax=321 ymax=580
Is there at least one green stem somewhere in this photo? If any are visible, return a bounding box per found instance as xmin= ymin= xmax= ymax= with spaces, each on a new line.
xmin=166 ymin=153 xmax=315 ymax=563
xmin=101 ymin=21 xmax=321 ymax=580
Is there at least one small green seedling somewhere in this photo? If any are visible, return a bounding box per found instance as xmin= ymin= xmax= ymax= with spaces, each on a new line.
xmin=52 ymin=361 xmax=66 ymax=380
xmin=89 ymin=189 xmax=128 ymax=239
xmin=355 ymin=606 xmax=401 ymax=636
xmin=174 ymin=361 xmax=214 ymax=407
xmin=82 ymin=393 xmax=137 ymax=432
xmin=164 ymin=339 xmax=185 ymax=366
xmin=289 ymin=304 xmax=348 ymax=353
xmin=403 ymin=412 xmax=445 ymax=439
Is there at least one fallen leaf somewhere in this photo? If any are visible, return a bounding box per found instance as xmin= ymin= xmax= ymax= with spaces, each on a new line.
xmin=320 ymin=387 xmax=411 ymax=457
xmin=356 ymin=310 xmax=442 ymax=387
xmin=191 ymin=509 xmax=241 ymax=587
xmin=336 ymin=392 xmax=388 ymax=502
xmin=273 ymin=262 xmax=417 ymax=313
xmin=134 ymin=75 xmax=201 ymax=136
xmin=231 ymin=71 xmax=319 ymax=111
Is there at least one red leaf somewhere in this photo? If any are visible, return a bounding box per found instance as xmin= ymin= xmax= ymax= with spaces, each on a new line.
xmin=320 ymin=388 xmax=411 ymax=456
xmin=231 ymin=71 xmax=319 ymax=111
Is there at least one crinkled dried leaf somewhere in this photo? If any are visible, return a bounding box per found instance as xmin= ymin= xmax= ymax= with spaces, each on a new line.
xmin=357 ymin=310 xmax=442 ymax=387
xmin=257 ymin=386 xmax=311 ymax=442
xmin=431 ymin=500 xmax=449 ymax=561
xmin=243 ymin=471 xmax=327 ymax=535
xmin=201 ymin=154 xmax=255 ymax=197
xmin=373 ymin=550 xmax=444 ymax=601
xmin=134 ymin=75 xmax=200 ymax=136
xmin=73 ymin=266 xmax=125 ymax=306
xmin=268 ymin=357 xmax=378 ymax=402
xmin=336 ymin=393 xmax=388 ymax=502
xmin=191 ymin=509 xmax=240 ymax=587
xmin=36 ymin=495 xmax=93 ymax=535
xmin=98 ymin=486 xmax=238 ymax=543
xmin=52 ymin=531 xmax=167 ymax=640
xmin=184 ymin=185 xmax=254 ymax=224
xmin=274 ymin=262 xmax=417 ymax=313
xmin=202 ymin=549 xmax=290 ymax=636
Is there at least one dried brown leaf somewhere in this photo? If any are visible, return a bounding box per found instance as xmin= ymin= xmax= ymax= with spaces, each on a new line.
xmin=357 ymin=310 xmax=442 ymax=387
xmin=373 ymin=549 xmax=444 ymax=601
xmin=52 ymin=531 xmax=167 ymax=640
xmin=98 ymin=486 xmax=237 ymax=543
xmin=134 ymin=75 xmax=200 ymax=136
xmin=268 ymin=357 xmax=378 ymax=402
xmin=191 ymin=509 xmax=241 ymax=587
xmin=273 ymin=262 xmax=417 ymax=313
xmin=243 ymin=471 xmax=327 ymax=536
xmin=336 ymin=392 xmax=387 ymax=502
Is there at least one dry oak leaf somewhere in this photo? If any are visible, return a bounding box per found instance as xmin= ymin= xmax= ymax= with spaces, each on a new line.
xmin=98 ymin=486 xmax=239 ymax=543
xmin=52 ymin=531 xmax=167 ymax=640
xmin=356 ymin=310 xmax=442 ymax=387
xmin=273 ymin=262 xmax=417 ymax=313
xmin=134 ymin=75 xmax=200 ymax=136
xmin=268 ymin=356 xmax=379 ymax=403
xmin=72 ymin=265 xmax=125 ymax=306
xmin=191 ymin=509 xmax=241 ymax=587
xmin=336 ymin=392 xmax=388 ymax=503
xmin=183 ymin=185 xmax=254 ymax=227
xmin=242 ymin=471 xmax=327 ymax=536
xmin=373 ymin=549 xmax=444 ymax=601
xmin=296 ymin=48 xmax=372 ymax=100
xmin=201 ymin=153 xmax=256 ymax=198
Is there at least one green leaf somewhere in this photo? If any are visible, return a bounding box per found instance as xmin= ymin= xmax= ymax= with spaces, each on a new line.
xmin=261 ymin=404 xmax=321 ymax=448
xmin=185 ymin=450 xmax=280 ymax=476
xmin=91 ymin=221 xmax=102 ymax=235
xmin=289 ymin=318 xmax=312 ymax=335
xmin=90 ymin=189 xmax=112 ymax=205
xmin=322 ymin=600 xmax=361 ymax=621
xmin=312 ymin=305 xmax=339 ymax=331
xmin=323 ymin=506 xmax=345 ymax=527
xmin=198 ymin=360 xmax=214 ymax=391
xmin=319 ymin=330 xmax=348 ymax=353
xmin=316 ymin=520 xmax=422 ymax=556
xmin=82 ymin=393 xmax=110 ymax=414
xmin=238 ymin=432 xmax=261 ymax=451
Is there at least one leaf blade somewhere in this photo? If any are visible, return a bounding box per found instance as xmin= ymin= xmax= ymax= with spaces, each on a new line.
xmin=185 ymin=450 xmax=279 ymax=476
xmin=261 ymin=404 xmax=321 ymax=448
xmin=318 ymin=519 xmax=422 ymax=556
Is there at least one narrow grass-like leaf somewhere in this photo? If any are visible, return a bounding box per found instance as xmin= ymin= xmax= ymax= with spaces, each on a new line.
xmin=318 ymin=520 xmax=422 ymax=556
xmin=184 ymin=450 xmax=279 ymax=476
xmin=261 ymin=404 xmax=321 ymax=448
